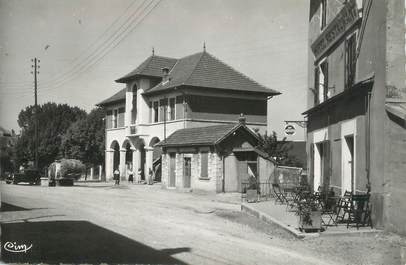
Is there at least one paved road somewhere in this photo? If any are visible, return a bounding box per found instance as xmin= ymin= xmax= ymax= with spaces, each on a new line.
xmin=0 ymin=182 xmax=399 ymax=264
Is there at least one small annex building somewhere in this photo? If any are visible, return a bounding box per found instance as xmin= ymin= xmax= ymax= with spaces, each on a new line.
xmin=157 ymin=117 xmax=276 ymax=193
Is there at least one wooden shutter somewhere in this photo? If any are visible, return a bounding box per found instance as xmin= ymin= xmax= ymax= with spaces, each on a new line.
xmin=314 ymin=67 xmax=319 ymax=105
xmin=106 ymin=110 xmax=112 ymax=129
xmin=118 ymin=107 xmax=125 ymax=127
xmin=176 ymin=96 xmax=184 ymax=120
xmin=322 ymin=61 xmax=329 ymax=101
xmin=201 ymin=152 xmax=208 ymax=178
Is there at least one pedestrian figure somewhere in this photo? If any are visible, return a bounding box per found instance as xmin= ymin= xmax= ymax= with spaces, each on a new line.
xmin=148 ymin=168 xmax=153 ymax=185
xmin=138 ymin=168 xmax=143 ymax=183
xmin=128 ymin=168 xmax=134 ymax=184
xmin=114 ymin=168 xmax=120 ymax=185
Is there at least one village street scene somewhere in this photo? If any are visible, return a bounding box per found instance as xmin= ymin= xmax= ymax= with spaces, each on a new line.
xmin=1 ymin=0 xmax=406 ymax=264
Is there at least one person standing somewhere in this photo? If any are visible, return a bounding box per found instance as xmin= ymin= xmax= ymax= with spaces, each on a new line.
xmin=113 ymin=168 xmax=120 ymax=185
xmin=148 ymin=168 xmax=153 ymax=185
xmin=128 ymin=168 xmax=134 ymax=184
xmin=137 ymin=168 xmax=142 ymax=183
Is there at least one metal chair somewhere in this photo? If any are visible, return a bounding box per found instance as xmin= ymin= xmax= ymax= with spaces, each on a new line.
xmin=345 ymin=193 xmax=372 ymax=229
xmin=272 ymin=183 xmax=288 ymax=204
xmin=334 ymin=190 xmax=352 ymax=224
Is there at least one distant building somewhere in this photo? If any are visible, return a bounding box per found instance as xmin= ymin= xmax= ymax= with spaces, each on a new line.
xmin=305 ymin=0 xmax=406 ymax=234
xmin=97 ymin=50 xmax=280 ymax=183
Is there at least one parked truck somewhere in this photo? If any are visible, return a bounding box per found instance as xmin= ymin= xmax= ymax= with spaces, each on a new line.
xmin=48 ymin=159 xmax=85 ymax=186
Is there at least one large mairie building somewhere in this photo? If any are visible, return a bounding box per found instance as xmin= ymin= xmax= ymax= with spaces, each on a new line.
xmin=97 ymin=50 xmax=280 ymax=186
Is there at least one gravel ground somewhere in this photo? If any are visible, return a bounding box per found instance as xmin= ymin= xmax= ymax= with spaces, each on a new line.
xmin=1 ymin=182 xmax=404 ymax=265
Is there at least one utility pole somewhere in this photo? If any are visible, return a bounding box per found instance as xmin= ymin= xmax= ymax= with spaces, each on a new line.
xmin=31 ymin=58 xmax=40 ymax=169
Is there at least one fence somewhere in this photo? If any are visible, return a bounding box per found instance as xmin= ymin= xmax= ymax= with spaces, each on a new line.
xmin=241 ymin=182 xmax=273 ymax=202
xmin=273 ymin=166 xmax=305 ymax=187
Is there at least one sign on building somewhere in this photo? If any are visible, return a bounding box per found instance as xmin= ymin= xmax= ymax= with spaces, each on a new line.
xmin=284 ymin=124 xmax=296 ymax=136
xmin=311 ymin=0 xmax=359 ymax=61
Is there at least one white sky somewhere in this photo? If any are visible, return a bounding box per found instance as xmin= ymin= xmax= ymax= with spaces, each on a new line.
xmin=0 ymin=0 xmax=308 ymax=140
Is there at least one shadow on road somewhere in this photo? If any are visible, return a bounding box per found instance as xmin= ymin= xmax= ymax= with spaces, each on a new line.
xmin=0 ymin=203 xmax=48 ymax=212
xmin=1 ymin=220 xmax=190 ymax=264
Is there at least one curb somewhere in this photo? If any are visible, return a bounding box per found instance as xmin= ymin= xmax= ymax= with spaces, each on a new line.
xmin=241 ymin=203 xmax=308 ymax=239
xmin=241 ymin=203 xmax=383 ymax=239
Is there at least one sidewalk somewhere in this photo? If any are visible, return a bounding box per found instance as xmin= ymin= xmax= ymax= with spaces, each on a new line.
xmin=241 ymin=200 xmax=382 ymax=239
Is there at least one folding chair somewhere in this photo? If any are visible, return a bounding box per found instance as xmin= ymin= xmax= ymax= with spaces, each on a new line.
xmin=346 ymin=193 xmax=372 ymax=229
xmin=321 ymin=195 xmax=339 ymax=227
xmin=334 ymin=190 xmax=352 ymax=224
xmin=272 ymin=183 xmax=288 ymax=204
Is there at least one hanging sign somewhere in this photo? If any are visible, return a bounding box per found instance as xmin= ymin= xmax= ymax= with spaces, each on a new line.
xmin=284 ymin=124 xmax=296 ymax=136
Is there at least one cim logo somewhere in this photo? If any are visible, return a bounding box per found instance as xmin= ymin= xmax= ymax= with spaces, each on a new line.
xmin=3 ymin=241 xmax=33 ymax=253
xmin=284 ymin=124 xmax=296 ymax=136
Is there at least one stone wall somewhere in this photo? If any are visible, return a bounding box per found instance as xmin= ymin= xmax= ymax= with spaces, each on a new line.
xmin=161 ymin=149 xmax=220 ymax=192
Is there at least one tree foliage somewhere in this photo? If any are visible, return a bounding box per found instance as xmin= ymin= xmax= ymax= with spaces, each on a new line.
xmin=0 ymin=132 xmax=17 ymax=174
xmin=60 ymin=107 xmax=105 ymax=166
xmin=256 ymin=131 xmax=303 ymax=168
xmin=15 ymin=103 xmax=87 ymax=169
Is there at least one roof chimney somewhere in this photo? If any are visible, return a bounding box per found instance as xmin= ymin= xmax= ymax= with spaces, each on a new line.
xmin=238 ymin=113 xmax=246 ymax=124
xmin=162 ymin=67 xmax=170 ymax=82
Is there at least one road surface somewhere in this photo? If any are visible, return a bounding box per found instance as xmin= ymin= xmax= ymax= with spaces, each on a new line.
xmin=0 ymin=182 xmax=402 ymax=264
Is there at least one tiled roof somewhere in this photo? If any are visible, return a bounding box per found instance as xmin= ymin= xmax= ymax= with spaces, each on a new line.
xmin=157 ymin=122 xmax=262 ymax=147
xmin=158 ymin=124 xmax=237 ymax=147
xmin=96 ymin=88 xmax=126 ymax=106
xmin=116 ymin=55 xmax=177 ymax=83
xmin=144 ymin=52 xmax=280 ymax=96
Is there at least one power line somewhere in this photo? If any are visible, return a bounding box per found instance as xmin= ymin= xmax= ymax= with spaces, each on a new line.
xmin=0 ymin=0 xmax=140 ymax=87
xmin=36 ymin=0 xmax=150 ymax=88
xmin=0 ymin=0 xmax=158 ymax=96
xmin=38 ymin=0 xmax=160 ymax=93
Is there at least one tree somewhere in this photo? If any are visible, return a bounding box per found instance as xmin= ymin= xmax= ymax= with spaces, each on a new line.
xmin=0 ymin=132 xmax=17 ymax=175
xmin=256 ymin=131 xmax=303 ymax=168
xmin=15 ymin=102 xmax=86 ymax=169
xmin=61 ymin=107 xmax=105 ymax=167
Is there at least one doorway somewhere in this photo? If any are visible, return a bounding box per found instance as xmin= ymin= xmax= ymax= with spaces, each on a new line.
xmin=342 ymin=135 xmax=355 ymax=194
xmin=183 ymin=157 xmax=191 ymax=188
xmin=169 ymin=153 xmax=176 ymax=187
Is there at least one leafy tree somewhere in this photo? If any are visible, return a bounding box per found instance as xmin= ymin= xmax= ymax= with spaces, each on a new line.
xmin=0 ymin=131 xmax=17 ymax=175
xmin=61 ymin=107 xmax=105 ymax=167
xmin=15 ymin=103 xmax=86 ymax=169
xmin=256 ymin=131 xmax=303 ymax=168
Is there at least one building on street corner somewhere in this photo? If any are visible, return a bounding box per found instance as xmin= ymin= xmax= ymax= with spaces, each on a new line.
xmin=97 ymin=49 xmax=280 ymax=184
xmin=157 ymin=117 xmax=276 ymax=193
xmin=304 ymin=0 xmax=406 ymax=234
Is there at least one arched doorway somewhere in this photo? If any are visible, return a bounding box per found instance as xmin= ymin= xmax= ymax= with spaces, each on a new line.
xmin=149 ymin=137 xmax=162 ymax=182
xmin=110 ymin=141 xmax=120 ymax=172
xmin=123 ymin=140 xmax=133 ymax=170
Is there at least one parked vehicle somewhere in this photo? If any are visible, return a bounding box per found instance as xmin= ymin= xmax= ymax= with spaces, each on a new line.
xmin=6 ymin=168 xmax=40 ymax=185
xmin=48 ymin=159 xmax=85 ymax=186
